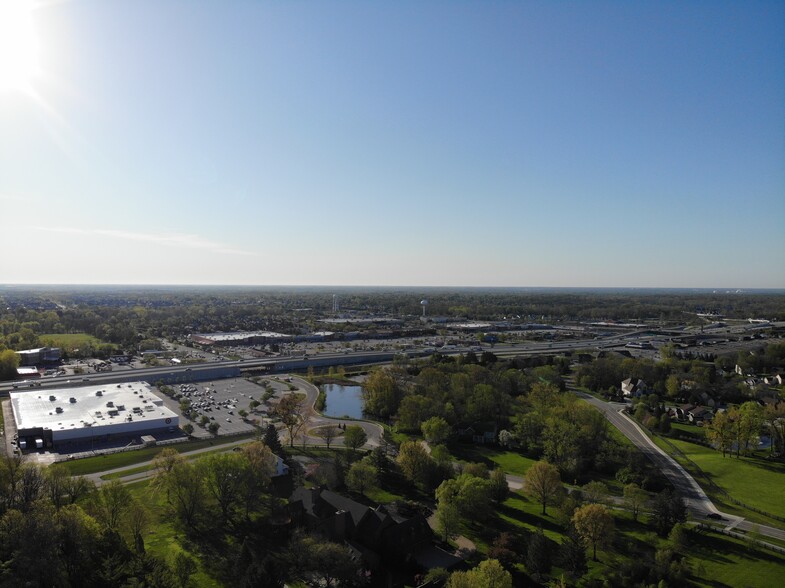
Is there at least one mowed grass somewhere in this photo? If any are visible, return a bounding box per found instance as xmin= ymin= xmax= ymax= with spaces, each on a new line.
xmin=62 ymin=434 xmax=256 ymax=476
xmin=664 ymin=437 xmax=785 ymax=520
xmin=450 ymin=445 xmax=537 ymax=476
xmin=39 ymin=333 xmax=108 ymax=349
xmin=689 ymin=529 xmax=785 ymax=587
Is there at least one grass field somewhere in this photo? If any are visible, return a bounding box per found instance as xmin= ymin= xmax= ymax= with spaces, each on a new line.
xmin=39 ymin=333 xmax=109 ymax=350
xmin=62 ymin=434 xmax=256 ymax=476
xmin=450 ymin=445 xmax=537 ymax=476
xmin=658 ymin=436 xmax=785 ymax=520
xmin=689 ymin=529 xmax=785 ymax=587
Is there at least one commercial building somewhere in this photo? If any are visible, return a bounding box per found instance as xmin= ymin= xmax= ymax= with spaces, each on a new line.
xmin=15 ymin=347 xmax=61 ymax=366
xmin=10 ymin=381 xmax=178 ymax=450
xmin=189 ymin=331 xmax=293 ymax=346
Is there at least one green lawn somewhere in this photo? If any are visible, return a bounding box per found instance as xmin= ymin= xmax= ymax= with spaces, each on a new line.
xmin=62 ymin=434 xmax=256 ymax=476
xmin=659 ymin=436 xmax=785 ymax=520
xmin=669 ymin=421 xmax=707 ymax=442
xmin=688 ymin=529 xmax=785 ymax=587
xmin=38 ymin=333 xmax=109 ymax=350
xmin=100 ymin=444 xmax=249 ymax=480
xmin=449 ymin=445 xmax=537 ymax=476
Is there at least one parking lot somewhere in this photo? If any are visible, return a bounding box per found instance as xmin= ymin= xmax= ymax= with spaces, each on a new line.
xmin=158 ymin=376 xmax=295 ymax=438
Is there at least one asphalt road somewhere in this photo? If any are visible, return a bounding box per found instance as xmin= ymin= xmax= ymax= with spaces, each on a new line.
xmin=288 ymin=376 xmax=384 ymax=449
xmin=575 ymin=391 xmax=785 ymax=542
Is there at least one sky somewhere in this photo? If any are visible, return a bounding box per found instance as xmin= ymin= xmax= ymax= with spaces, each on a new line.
xmin=1 ymin=0 xmax=783 ymax=288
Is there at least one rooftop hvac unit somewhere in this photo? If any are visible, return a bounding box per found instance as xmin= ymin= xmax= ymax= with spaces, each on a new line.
xmin=49 ymin=395 xmax=56 ymax=401
xmin=69 ymin=397 xmax=76 ymax=403
xmin=55 ymin=407 xmax=63 ymax=413
xmin=96 ymin=390 xmax=103 ymax=396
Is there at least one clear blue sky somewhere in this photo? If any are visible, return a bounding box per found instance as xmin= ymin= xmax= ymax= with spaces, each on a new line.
xmin=1 ymin=0 xmax=783 ymax=287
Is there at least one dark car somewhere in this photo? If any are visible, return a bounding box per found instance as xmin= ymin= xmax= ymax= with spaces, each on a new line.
xmin=706 ymin=512 xmax=725 ymax=521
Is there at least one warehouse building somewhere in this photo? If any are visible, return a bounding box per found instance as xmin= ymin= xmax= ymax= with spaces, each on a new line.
xmin=10 ymin=381 xmax=179 ymax=450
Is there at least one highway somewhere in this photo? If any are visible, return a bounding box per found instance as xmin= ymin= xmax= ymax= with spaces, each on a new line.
xmin=0 ymin=337 xmax=640 ymax=395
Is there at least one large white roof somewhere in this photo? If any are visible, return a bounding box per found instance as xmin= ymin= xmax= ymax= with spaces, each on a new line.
xmin=10 ymin=381 xmax=177 ymax=434
xmin=193 ymin=331 xmax=291 ymax=342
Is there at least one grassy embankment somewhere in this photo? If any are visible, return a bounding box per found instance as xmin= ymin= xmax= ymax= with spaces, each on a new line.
xmin=652 ymin=432 xmax=785 ymax=523
xmin=61 ymin=433 xmax=257 ymax=476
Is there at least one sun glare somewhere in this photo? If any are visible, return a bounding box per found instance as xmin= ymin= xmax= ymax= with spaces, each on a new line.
xmin=0 ymin=0 xmax=41 ymax=93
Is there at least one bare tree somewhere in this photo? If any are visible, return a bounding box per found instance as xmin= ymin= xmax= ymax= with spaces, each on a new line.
xmin=274 ymin=393 xmax=307 ymax=447
xmin=316 ymin=425 xmax=339 ymax=449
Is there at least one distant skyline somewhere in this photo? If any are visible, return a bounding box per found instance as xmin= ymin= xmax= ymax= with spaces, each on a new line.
xmin=1 ymin=1 xmax=783 ymax=288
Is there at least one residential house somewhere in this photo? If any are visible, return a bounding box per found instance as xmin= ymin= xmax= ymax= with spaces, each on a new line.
xmin=289 ymin=487 xmax=457 ymax=571
xmin=687 ymin=406 xmax=713 ymax=424
xmin=456 ymin=422 xmax=497 ymax=444
xmin=621 ymin=378 xmax=648 ymax=398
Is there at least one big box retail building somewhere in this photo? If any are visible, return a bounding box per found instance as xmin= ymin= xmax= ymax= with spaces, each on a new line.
xmin=10 ymin=381 xmax=179 ymax=450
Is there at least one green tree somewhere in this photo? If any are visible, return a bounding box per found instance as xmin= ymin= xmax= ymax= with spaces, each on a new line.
xmin=572 ymin=503 xmax=614 ymax=561
xmin=294 ymin=535 xmax=360 ymax=587
xmin=436 ymin=474 xmax=494 ymax=523
xmin=343 ymin=425 xmax=368 ymax=453
xmin=435 ymin=500 xmax=462 ymax=543
xmin=623 ymin=483 xmax=648 ymax=521
xmin=651 ymin=489 xmax=686 ymax=537
xmin=422 ymin=416 xmax=452 ymax=444
xmin=172 ymin=552 xmax=197 ymax=588
xmin=55 ymin=503 xmax=103 ymax=585
xmin=557 ymin=523 xmax=588 ymax=580
xmin=363 ymin=368 xmax=403 ymax=418
xmin=396 ymin=440 xmax=433 ymax=488
xmin=92 ymin=480 xmax=131 ymax=532
xmin=447 ymin=558 xmax=512 ymax=588
xmin=202 ymin=453 xmax=245 ymax=523
xmin=263 ymin=423 xmax=283 ymax=454
xmin=526 ymin=527 xmax=551 ymax=579
xmin=346 ymin=459 xmax=377 ymax=497
xmin=705 ymin=410 xmax=734 ymax=457
xmin=524 ymin=461 xmax=562 ymax=515
xmin=489 ymin=468 xmax=509 ymax=503
xmin=0 ymin=349 xmax=20 ymax=380
xmin=582 ymin=480 xmax=609 ymax=505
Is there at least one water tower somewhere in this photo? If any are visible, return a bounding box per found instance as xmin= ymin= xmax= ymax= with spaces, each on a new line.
xmin=420 ymin=299 xmax=429 ymax=317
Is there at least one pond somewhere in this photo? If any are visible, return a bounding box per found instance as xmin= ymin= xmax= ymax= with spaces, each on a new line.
xmin=322 ymin=384 xmax=364 ymax=419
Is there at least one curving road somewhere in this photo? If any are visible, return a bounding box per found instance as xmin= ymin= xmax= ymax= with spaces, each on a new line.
xmin=575 ymin=391 xmax=785 ymax=542
xmin=288 ymin=376 xmax=384 ymax=449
